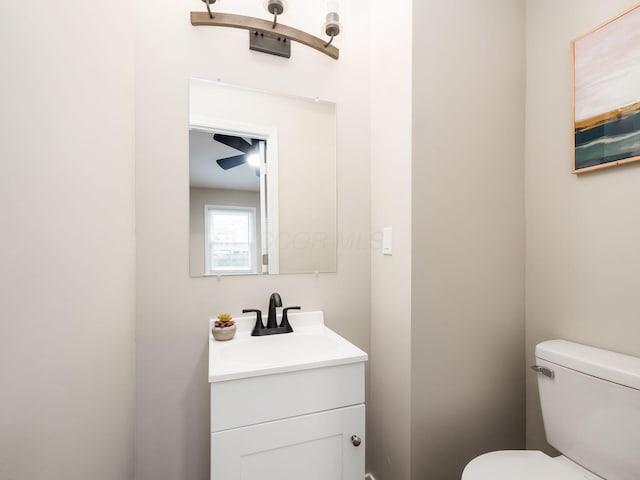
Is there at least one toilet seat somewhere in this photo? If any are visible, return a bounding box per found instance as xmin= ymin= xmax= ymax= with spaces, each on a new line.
xmin=462 ymin=451 xmax=589 ymax=480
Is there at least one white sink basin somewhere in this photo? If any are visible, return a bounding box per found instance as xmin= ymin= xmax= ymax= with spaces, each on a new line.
xmin=220 ymin=334 xmax=341 ymax=364
xmin=209 ymin=311 xmax=367 ymax=382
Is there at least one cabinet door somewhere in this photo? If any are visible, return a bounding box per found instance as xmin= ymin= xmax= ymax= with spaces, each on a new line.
xmin=211 ymin=404 xmax=365 ymax=480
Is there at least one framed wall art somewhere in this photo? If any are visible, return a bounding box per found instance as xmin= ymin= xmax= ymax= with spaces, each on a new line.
xmin=571 ymin=3 xmax=640 ymax=173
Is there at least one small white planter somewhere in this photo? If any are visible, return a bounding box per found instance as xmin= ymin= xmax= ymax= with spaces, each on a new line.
xmin=212 ymin=324 xmax=237 ymax=341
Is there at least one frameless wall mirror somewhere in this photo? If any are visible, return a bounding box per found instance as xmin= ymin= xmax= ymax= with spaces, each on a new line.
xmin=189 ymin=78 xmax=337 ymax=276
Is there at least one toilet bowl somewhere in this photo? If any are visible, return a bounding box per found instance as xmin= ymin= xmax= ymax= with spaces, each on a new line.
xmin=462 ymin=340 xmax=640 ymax=480
xmin=462 ymin=451 xmax=602 ymax=480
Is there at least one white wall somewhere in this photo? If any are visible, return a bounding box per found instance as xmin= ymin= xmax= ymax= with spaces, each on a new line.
xmin=525 ymin=0 xmax=640 ymax=451
xmin=0 ymin=2 xmax=136 ymax=479
xmin=367 ymin=0 xmax=413 ymax=478
xmin=134 ymin=0 xmax=372 ymax=478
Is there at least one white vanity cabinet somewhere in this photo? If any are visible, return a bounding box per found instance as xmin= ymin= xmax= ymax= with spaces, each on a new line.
xmin=211 ymin=389 xmax=365 ymax=480
xmin=209 ymin=311 xmax=368 ymax=480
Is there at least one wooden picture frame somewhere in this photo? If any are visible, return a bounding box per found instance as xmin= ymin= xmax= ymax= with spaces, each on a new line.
xmin=571 ymin=3 xmax=640 ymax=174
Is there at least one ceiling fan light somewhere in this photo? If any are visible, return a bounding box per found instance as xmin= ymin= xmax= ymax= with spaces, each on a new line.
xmin=247 ymin=153 xmax=261 ymax=167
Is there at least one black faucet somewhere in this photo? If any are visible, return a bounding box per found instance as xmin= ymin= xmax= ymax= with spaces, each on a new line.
xmin=266 ymin=293 xmax=282 ymax=329
xmin=243 ymin=292 xmax=300 ymax=336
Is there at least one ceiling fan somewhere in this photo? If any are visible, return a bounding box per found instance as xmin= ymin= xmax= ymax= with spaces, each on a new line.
xmin=213 ymin=133 xmax=261 ymax=174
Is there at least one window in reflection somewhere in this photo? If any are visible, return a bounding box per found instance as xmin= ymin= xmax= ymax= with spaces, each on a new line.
xmin=206 ymin=206 xmax=257 ymax=274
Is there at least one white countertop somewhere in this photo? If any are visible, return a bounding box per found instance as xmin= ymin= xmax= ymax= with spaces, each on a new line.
xmin=209 ymin=311 xmax=368 ymax=382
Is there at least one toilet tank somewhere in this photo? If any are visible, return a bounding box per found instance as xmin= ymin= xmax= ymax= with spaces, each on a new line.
xmin=535 ymin=340 xmax=640 ymax=480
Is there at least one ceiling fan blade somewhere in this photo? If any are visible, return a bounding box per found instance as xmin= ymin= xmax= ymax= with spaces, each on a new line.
xmin=213 ymin=134 xmax=254 ymax=154
xmin=216 ymin=155 xmax=247 ymax=170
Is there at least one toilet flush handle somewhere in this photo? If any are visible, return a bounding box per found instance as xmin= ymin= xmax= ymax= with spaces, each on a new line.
xmin=530 ymin=365 xmax=555 ymax=379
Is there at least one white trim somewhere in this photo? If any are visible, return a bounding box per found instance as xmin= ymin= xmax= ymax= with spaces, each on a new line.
xmin=189 ymin=117 xmax=280 ymax=275
xmin=330 ymin=102 xmax=338 ymax=272
xmin=190 ymin=116 xmax=275 ymax=141
xmin=190 ymin=77 xmax=336 ymax=110
xmin=258 ymin=141 xmax=268 ymax=274
xmin=365 ymin=474 xmax=376 ymax=480
xmin=264 ymin=129 xmax=280 ymax=274
xmin=204 ymin=205 xmax=257 ymax=275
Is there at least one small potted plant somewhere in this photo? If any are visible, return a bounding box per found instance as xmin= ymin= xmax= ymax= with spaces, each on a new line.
xmin=212 ymin=313 xmax=236 ymax=341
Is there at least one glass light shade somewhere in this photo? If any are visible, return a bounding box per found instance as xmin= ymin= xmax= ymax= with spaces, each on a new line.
xmin=323 ymin=10 xmax=341 ymax=38
xmin=327 ymin=0 xmax=340 ymax=13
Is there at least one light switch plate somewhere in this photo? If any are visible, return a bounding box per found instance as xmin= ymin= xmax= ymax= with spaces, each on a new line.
xmin=383 ymin=227 xmax=392 ymax=255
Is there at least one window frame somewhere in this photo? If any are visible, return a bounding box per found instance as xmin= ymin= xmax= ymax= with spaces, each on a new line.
xmin=204 ymin=205 xmax=258 ymax=275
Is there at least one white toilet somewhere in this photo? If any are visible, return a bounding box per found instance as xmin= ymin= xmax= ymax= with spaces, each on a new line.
xmin=463 ymin=339 xmax=640 ymax=480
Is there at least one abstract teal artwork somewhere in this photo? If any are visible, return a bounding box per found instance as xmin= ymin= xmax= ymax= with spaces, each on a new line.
xmin=572 ymin=4 xmax=640 ymax=173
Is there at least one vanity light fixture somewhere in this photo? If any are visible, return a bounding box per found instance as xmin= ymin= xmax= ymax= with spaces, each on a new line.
xmin=191 ymin=0 xmax=341 ymax=60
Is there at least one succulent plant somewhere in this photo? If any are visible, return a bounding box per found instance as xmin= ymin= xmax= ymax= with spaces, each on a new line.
xmin=215 ymin=313 xmax=235 ymax=328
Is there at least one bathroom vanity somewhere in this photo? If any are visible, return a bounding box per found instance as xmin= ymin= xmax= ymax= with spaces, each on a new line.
xmin=208 ymin=311 xmax=367 ymax=479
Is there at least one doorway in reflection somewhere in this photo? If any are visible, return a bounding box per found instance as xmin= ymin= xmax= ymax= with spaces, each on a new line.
xmin=189 ymin=129 xmax=268 ymax=276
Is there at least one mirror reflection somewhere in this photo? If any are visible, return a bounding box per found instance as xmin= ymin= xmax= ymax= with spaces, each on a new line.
xmin=189 ymin=79 xmax=337 ymax=276
xmin=190 ymin=130 xmax=265 ymax=275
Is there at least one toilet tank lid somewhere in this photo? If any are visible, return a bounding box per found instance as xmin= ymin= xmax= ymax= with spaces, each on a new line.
xmin=536 ymin=340 xmax=640 ymax=390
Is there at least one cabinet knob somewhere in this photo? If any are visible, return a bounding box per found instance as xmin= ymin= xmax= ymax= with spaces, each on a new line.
xmin=351 ymin=435 xmax=361 ymax=447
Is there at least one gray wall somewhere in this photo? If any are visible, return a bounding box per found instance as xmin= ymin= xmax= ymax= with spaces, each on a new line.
xmin=0 ymin=1 xmax=136 ymax=479
xmin=7 ymin=2 xmax=637 ymax=479
xmin=134 ymin=0 xmax=372 ymax=478
xmin=525 ymin=0 xmax=640 ymax=452
xmin=189 ymin=187 xmax=262 ymax=276
xmin=411 ymin=1 xmax=527 ymax=478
